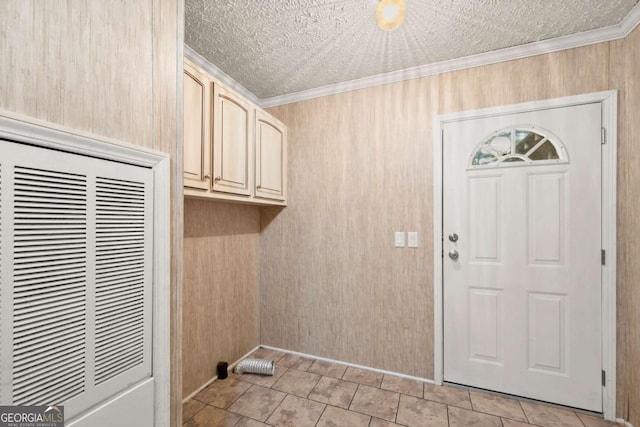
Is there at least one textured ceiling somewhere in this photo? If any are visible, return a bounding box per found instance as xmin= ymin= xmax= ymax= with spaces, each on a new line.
xmin=185 ymin=0 xmax=638 ymax=99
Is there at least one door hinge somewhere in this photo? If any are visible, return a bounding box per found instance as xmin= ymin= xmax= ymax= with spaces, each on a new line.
xmin=601 ymin=249 xmax=606 ymax=266
xmin=602 ymin=369 xmax=606 ymax=386
xmin=601 ymin=127 xmax=606 ymax=145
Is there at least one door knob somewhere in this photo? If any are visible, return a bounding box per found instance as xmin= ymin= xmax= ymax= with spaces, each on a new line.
xmin=448 ymin=233 xmax=459 ymax=242
xmin=449 ymin=250 xmax=459 ymax=260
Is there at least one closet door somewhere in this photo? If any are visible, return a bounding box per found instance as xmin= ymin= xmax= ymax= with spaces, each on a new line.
xmin=0 ymin=139 xmax=154 ymax=426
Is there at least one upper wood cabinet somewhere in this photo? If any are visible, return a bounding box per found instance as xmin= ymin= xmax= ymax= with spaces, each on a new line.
xmin=182 ymin=58 xmax=287 ymax=206
xmin=255 ymin=110 xmax=287 ymax=201
xmin=212 ymin=84 xmax=253 ymax=196
xmin=183 ymin=61 xmax=211 ymax=190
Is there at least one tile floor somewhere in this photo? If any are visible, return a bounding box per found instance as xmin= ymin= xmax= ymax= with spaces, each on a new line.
xmin=183 ymin=348 xmax=617 ymax=427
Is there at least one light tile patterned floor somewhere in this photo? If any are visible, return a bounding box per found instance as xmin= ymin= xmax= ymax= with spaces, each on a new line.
xmin=183 ymin=348 xmax=617 ymax=427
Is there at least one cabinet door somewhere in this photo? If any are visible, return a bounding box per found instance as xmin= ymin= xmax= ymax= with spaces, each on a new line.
xmin=183 ymin=62 xmax=211 ymax=190
xmin=212 ymin=84 xmax=253 ymax=196
xmin=255 ymin=110 xmax=287 ymax=201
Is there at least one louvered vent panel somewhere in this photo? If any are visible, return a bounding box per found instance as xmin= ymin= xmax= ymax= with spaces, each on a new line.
xmin=12 ymin=166 xmax=87 ymax=405
xmin=95 ymin=177 xmax=146 ymax=385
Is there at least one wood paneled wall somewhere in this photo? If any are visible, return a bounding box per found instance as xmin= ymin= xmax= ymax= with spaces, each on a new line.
xmin=264 ymin=33 xmax=640 ymax=423
xmin=182 ymin=200 xmax=261 ymax=397
xmin=0 ymin=2 xmax=184 ymax=425
xmin=610 ymin=26 xmax=640 ymax=423
xmin=262 ymin=76 xmax=439 ymax=378
xmin=0 ymin=1 xmax=155 ymax=147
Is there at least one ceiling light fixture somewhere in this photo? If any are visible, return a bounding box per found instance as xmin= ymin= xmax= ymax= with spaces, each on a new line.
xmin=376 ymin=0 xmax=406 ymax=32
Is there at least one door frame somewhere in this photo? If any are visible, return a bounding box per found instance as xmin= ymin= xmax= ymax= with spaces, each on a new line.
xmin=432 ymin=91 xmax=617 ymax=420
xmin=0 ymin=109 xmax=171 ymax=427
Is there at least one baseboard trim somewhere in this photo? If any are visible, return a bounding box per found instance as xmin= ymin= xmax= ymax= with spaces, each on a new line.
xmin=182 ymin=345 xmax=261 ymax=403
xmin=616 ymin=419 xmax=634 ymax=427
xmin=260 ymin=345 xmax=435 ymax=385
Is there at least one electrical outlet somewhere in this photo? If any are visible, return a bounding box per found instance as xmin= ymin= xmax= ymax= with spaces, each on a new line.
xmin=394 ymin=231 xmax=405 ymax=248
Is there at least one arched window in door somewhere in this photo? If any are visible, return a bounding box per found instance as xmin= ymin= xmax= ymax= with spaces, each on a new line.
xmin=469 ymin=126 xmax=569 ymax=169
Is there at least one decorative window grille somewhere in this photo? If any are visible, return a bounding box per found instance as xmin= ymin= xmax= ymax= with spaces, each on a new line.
xmin=469 ymin=126 xmax=568 ymax=169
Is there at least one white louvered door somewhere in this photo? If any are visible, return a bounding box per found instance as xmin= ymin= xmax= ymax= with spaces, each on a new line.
xmin=0 ymin=139 xmax=154 ymax=425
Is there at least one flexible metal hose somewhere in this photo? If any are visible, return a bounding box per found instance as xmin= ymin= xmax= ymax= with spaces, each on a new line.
xmin=234 ymin=358 xmax=275 ymax=376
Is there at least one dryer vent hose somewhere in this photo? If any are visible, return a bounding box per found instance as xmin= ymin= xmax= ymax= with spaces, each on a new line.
xmin=234 ymin=358 xmax=275 ymax=376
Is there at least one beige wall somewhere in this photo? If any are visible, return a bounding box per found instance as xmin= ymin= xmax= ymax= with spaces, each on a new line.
xmin=264 ymin=31 xmax=640 ymax=422
xmin=182 ymin=200 xmax=261 ymax=396
xmin=261 ymin=76 xmax=439 ymax=378
xmin=610 ymin=26 xmax=640 ymax=423
xmin=0 ymin=1 xmax=184 ymax=425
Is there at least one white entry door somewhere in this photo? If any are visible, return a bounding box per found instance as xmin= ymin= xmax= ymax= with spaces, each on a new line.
xmin=443 ymin=102 xmax=602 ymax=411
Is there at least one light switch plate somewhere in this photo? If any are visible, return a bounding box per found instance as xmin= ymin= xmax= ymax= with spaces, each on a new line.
xmin=394 ymin=232 xmax=405 ymax=248
xmin=408 ymin=232 xmax=419 ymax=248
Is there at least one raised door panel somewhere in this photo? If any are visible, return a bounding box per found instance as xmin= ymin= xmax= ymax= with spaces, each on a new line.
xmin=469 ymin=175 xmax=501 ymax=262
xmin=212 ymin=84 xmax=252 ymax=196
xmin=527 ymin=172 xmax=567 ymax=265
xmin=183 ymin=61 xmax=211 ymax=190
xmin=255 ymin=110 xmax=287 ymax=201
xmin=469 ymin=288 xmax=504 ymax=364
xmin=528 ymin=292 xmax=567 ymax=374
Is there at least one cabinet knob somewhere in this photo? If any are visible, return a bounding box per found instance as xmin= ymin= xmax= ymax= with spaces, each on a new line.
xmin=256 ymin=185 xmax=262 ymax=189
xmin=214 ymin=176 xmax=221 ymax=182
xmin=204 ymin=174 xmax=211 ymax=180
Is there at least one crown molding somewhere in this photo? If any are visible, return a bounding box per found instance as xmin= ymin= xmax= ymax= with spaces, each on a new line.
xmin=260 ymin=1 xmax=640 ymax=108
xmin=184 ymin=45 xmax=261 ymax=106
xmin=184 ymin=2 xmax=640 ymax=109
xmin=621 ymin=0 xmax=640 ymax=36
